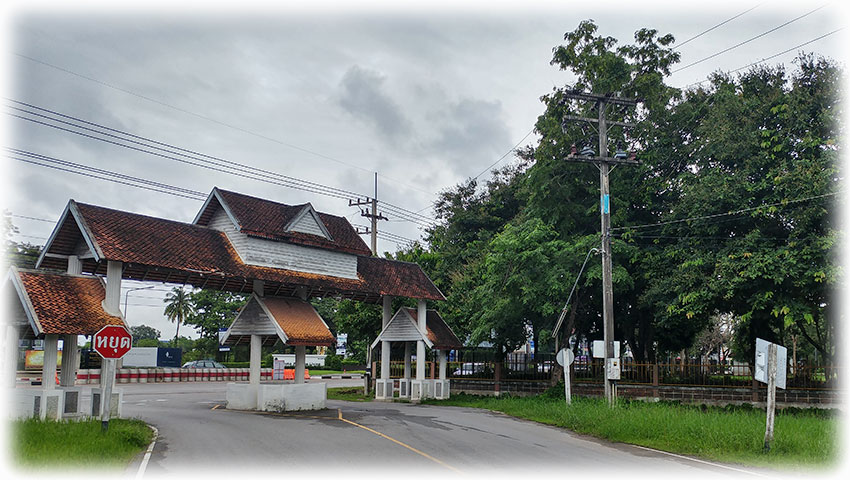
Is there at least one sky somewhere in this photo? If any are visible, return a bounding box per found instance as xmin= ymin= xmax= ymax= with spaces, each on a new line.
xmin=1 ymin=0 xmax=847 ymax=340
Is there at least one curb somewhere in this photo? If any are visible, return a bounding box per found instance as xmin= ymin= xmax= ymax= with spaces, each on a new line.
xmin=313 ymin=374 xmax=364 ymax=379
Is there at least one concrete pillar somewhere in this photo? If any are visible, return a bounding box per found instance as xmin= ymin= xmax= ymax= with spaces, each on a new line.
xmin=59 ymin=335 xmax=79 ymax=387
xmin=253 ymin=279 xmax=265 ymax=297
xmin=439 ymin=350 xmax=447 ymax=380
xmin=250 ymin=334 xmax=261 ymax=386
xmin=416 ymin=340 xmax=426 ymax=381
xmin=67 ymin=255 xmax=82 ymax=275
xmin=4 ymin=326 xmax=20 ymax=387
xmin=104 ymin=261 xmax=122 ymax=315
xmin=382 ymin=296 xmax=392 ymax=328
xmin=295 ymin=345 xmax=306 ymax=384
xmin=404 ymin=343 xmax=411 ymax=380
xmin=42 ymin=334 xmax=59 ymax=390
xmin=381 ymin=341 xmax=391 ymax=380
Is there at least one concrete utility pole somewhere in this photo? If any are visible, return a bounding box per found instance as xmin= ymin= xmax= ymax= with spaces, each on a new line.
xmin=350 ymin=172 xmax=388 ymax=256
xmin=350 ymin=173 xmax=388 ymax=395
xmin=560 ymin=91 xmax=639 ymax=406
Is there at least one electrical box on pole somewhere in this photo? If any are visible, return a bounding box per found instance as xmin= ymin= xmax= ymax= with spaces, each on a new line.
xmin=560 ymin=90 xmax=639 ymax=407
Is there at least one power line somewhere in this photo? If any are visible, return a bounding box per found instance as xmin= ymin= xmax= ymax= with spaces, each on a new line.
xmin=7 ymin=100 xmax=436 ymax=226
xmin=674 ymin=5 xmax=761 ymax=50
xmin=611 ymin=192 xmax=839 ymax=232
xmin=472 ymin=128 xmax=535 ymax=181
xmin=684 ymin=28 xmax=845 ymax=88
xmin=8 ymin=213 xmax=55 ymax=223
xmin=671 ymin=4 xmax=828 ymax=74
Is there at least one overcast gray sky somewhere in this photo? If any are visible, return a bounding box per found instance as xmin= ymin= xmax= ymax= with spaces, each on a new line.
xmin=2 ymin=0 xmax=846 ymax=340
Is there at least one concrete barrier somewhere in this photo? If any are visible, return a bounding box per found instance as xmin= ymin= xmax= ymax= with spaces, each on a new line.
xmin=129 ymin=368 xmax=139 ymax=383
xmin=77 ymin=369 xmax=89 ymax=384
xmin=180 ymin=369 xmax=189 ymax=382
xmin=118 ymin=368 xmax=130 ymax=384
xmin=89 ymin=369 xmax=101 ymax=384
xmin=217 ymin=368 xmax=224 ymax=381
xmin=138 ymin=368 xmax=148 ymax=383
xmin=163 ymin=368 xmax=173 ymax=382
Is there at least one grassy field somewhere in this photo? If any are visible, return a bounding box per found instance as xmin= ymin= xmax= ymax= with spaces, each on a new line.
xmin=423 ymin=393 xmax=839 ymax=469
xmin=327 ymin=386 xmax=373 ymax=402
xmin=11 ymin=418 xmax=153 ymax=469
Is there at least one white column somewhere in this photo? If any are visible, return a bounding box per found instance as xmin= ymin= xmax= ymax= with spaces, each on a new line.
xmin=250 ymin=334 xmax=261 ymax=386
xmin=439 ymin=350 xmax=447 ymax=380
xmin=67 ymin=255 xmax=82 ymax=275
xmin=382 ymin=296 xmax=392 ymax=328
xmin=104 ymin=261 xmax=122 ymax=315
xmin=59 ymin=335 xmax=79 ymax=387
xmin=403 ymin=342 xmax=411 ymax=380
xmin=42 ymin=334 xmax=59 ymax=390
xmin=4 ymin=326 xmax=19 ymax=387
xmin=381 ymin=341 xmax=391 ymax=380
xmin=295 ymin=345 xmax=306 ymax=384
xmin=416 ymin=299 xmax=426 ymax=381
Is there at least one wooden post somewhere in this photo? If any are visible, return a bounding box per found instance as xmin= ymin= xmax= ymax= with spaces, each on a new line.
xmin=764 ymin=343 xmax=777 ymax=452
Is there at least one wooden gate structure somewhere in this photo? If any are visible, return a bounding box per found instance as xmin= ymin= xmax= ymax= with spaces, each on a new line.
xmin=6 ymin=187 xmax=453 ymax=414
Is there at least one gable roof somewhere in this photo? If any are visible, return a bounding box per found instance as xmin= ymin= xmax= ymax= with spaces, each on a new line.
xmin=36 ymin=200 xmax=444 ymax=302
xmin=222 ymin=294 xmax=334 ymax=346
xmin=194 ymin=188 xmax=371 ymax=256
xmin=5 ymin=267 xmax=124 ymax=338
xmin=371 ymin=307 xmax=462 ymax=350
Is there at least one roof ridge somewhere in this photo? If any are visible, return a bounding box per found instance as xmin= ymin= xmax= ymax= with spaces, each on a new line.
xmin=217 ymin=188 xmax=347 ymax=220
xmin=76 ymin=202 xmax=221 ymax=231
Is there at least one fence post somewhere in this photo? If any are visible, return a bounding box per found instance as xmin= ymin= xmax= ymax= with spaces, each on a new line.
xmin=751 ymin=375 xmax=759 ymax=402
xmin=494 ymin=361 xmax=501 ymax=396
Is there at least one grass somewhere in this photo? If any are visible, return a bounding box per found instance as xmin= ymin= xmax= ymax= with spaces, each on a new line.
xmin=309 ymin=369 xmax=365 ymax=376
xmin=11 ymin=418 xmax=154 ymax=469
xmin=327 ymin=386 xmax=373 ymax=402
xmin=422 ymin=392 xmax=839 ymax=469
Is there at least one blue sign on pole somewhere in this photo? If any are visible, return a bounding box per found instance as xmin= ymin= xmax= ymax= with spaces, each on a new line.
xmin=601 ymin=194 xmax=610 ymax=214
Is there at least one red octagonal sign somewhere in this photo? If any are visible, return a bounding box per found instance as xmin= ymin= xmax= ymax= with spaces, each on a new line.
xmin=93 ymin=325 xmax=133 ymax=359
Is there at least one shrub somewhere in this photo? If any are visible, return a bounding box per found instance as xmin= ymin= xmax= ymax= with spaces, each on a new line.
xmin=324 ymin=354 xmax=342 ymax=371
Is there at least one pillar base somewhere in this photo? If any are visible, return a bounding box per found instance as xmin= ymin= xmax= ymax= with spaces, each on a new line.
xmin=91 ymin=387 xmax=123 ymax=418
xmin=375 ymin=379 xmax=394 ymax=400
xmin=411 ymin=379 xmax=433 ymax=401
xmin=59 ymin=387 xmax=83 ymax=418
xmin=434 ymin=380 xmax=450 ymax=399
xmin=13 ymin=389 xmax=64 ymax=420
xmin=226 ymin=383 xmax=258 ymax=410
xmin=398 ymin=378 xmax=411 ymax=398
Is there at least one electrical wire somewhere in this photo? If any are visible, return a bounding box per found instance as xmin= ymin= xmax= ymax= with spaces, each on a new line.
xmin=611 ymin=192 xmax=839 ymax=232
xmin=674 ymin=5 xmax=761 ymax=50
xmin=472 ymin=128 xmax=535 ymax=180
xmin=671 ymin=4 xmax=828 ymax=74
xmin=7 ymin=100 xmax=437 ymax=226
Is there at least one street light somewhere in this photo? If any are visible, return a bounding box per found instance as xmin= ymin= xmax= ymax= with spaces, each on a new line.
xmin=123 ymin=285 xmax=157 ymax=322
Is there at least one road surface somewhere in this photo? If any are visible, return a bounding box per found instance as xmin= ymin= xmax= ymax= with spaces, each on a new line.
xmin=117 ymin=381 xmax=769 ymax=477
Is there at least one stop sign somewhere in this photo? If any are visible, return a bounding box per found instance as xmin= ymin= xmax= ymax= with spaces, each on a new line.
xmin=93 ymin=325 xmax=133 ymax=359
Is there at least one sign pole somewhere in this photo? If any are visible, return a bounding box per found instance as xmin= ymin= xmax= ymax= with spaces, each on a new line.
xmin=764 ymin=343 xmax=777 ymax=452
xmin=563 ymin=362 xmax=571 ymax=405
xmin=101 ymin=358 xmax=115 ymax=432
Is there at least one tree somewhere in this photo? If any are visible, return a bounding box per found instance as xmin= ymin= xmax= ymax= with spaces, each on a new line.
xmin=184 ymin=290 xmax=246 ymax=338
xmin=163 ymin=287 xmax=195 ymax=341
xmin=2 ymin=212 xmax=43 ymax=270
xmin=130 ymin=324 xmax=161 ymax=345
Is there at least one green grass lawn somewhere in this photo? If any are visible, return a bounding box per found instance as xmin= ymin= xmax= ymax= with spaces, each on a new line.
xmin=423 ymin=393 xmax=838 ymax=469
xmin=327 ymin=386 xmax=373 ymax=402
xmin=11 ymin=418 xmax=153 ymax=469
xmin=309 ymin=369 xmax=365 ymax=376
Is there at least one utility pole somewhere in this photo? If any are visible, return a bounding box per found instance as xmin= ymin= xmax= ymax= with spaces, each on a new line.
xmin=561 ymin=91 xmax=639 ymax=406
xmin=349 ymin=173 xmax=388 ymax=395
xmin=349 ymin=172 xmax=388 ymax=256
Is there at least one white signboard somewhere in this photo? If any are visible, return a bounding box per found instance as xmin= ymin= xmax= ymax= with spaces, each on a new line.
xmin=121 ymin=347 xmax=158 ymax=367
xmin=755 ymin=338 xmax=787 ymax=389
xmin=336 ymin=333 xmax=348 ymax=357
xmin=556 ymin=348 xmax=575 ymax=367
xmin=592 ymin=340 xmax=620 ymax=359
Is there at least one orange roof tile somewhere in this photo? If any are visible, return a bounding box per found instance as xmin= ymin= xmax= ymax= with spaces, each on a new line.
xmin=404 ymin=308 xmax=463 ymax=350
xmin=261 ymin=297 xmax=334 ymax=346
xmin=13 ymin=269 xmax=124 ymax=336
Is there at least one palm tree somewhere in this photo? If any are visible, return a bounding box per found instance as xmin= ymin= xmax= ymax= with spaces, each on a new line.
xmin=163 ymin=287 xmax=195 ymax=341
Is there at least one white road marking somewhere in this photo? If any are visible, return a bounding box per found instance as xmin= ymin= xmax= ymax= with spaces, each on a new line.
xmin=136 ymin=425 xmax=158 ymax=479
xmin=631 ymin=445 xmax=770 ymax=477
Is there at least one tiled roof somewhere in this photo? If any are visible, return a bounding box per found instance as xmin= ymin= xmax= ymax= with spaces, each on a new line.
xmin=13 ymin=269 xmax=124 ymax=336
xmin=261 ymin=297 xmax=334 ymax=346
xmin=404 ymin=308 xmax=463 ymax=350
xmin=199 ymin=189 xmax=372 ymax=256
xmin=37 ymin=200 xmax=444 ymax=302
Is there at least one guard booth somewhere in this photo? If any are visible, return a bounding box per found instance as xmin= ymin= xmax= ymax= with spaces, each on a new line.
xmin=20 ymin=186 xmax=447 ymax=411
xmin=221 ymin=293 xmax=334 ymax=411
xmin=371 ymin=307 xmax=462 ymax=401
xmin=3 ymin=267 xmax=126 ymax=419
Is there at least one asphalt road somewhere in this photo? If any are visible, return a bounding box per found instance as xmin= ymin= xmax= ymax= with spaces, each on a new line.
xmin=117 ymin=381 xmax=770 ymax=478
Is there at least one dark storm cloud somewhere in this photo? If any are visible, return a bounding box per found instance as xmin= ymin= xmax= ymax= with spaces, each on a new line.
xmin=337 ymin=65 xmax=412 ymax=143
xmin=429 ymin=97 xmax=511 ymax=171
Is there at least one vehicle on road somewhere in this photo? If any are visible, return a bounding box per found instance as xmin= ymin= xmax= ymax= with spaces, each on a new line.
xmin=182 ymin=359 xmax=227 ymax=369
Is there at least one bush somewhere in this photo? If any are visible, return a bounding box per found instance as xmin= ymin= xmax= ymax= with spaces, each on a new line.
xmin=324 ymin=354 xmax=342 ymax=371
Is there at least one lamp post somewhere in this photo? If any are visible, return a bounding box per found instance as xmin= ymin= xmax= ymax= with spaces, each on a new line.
xmin=123 ymin=285 xmax=157 ymax=321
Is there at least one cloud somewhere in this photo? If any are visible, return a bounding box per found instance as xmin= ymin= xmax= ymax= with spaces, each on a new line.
xmin=428 ymin=97 xmax=512 ymax=175
xmin=337 ymin=65 xmax=412 ymax=144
